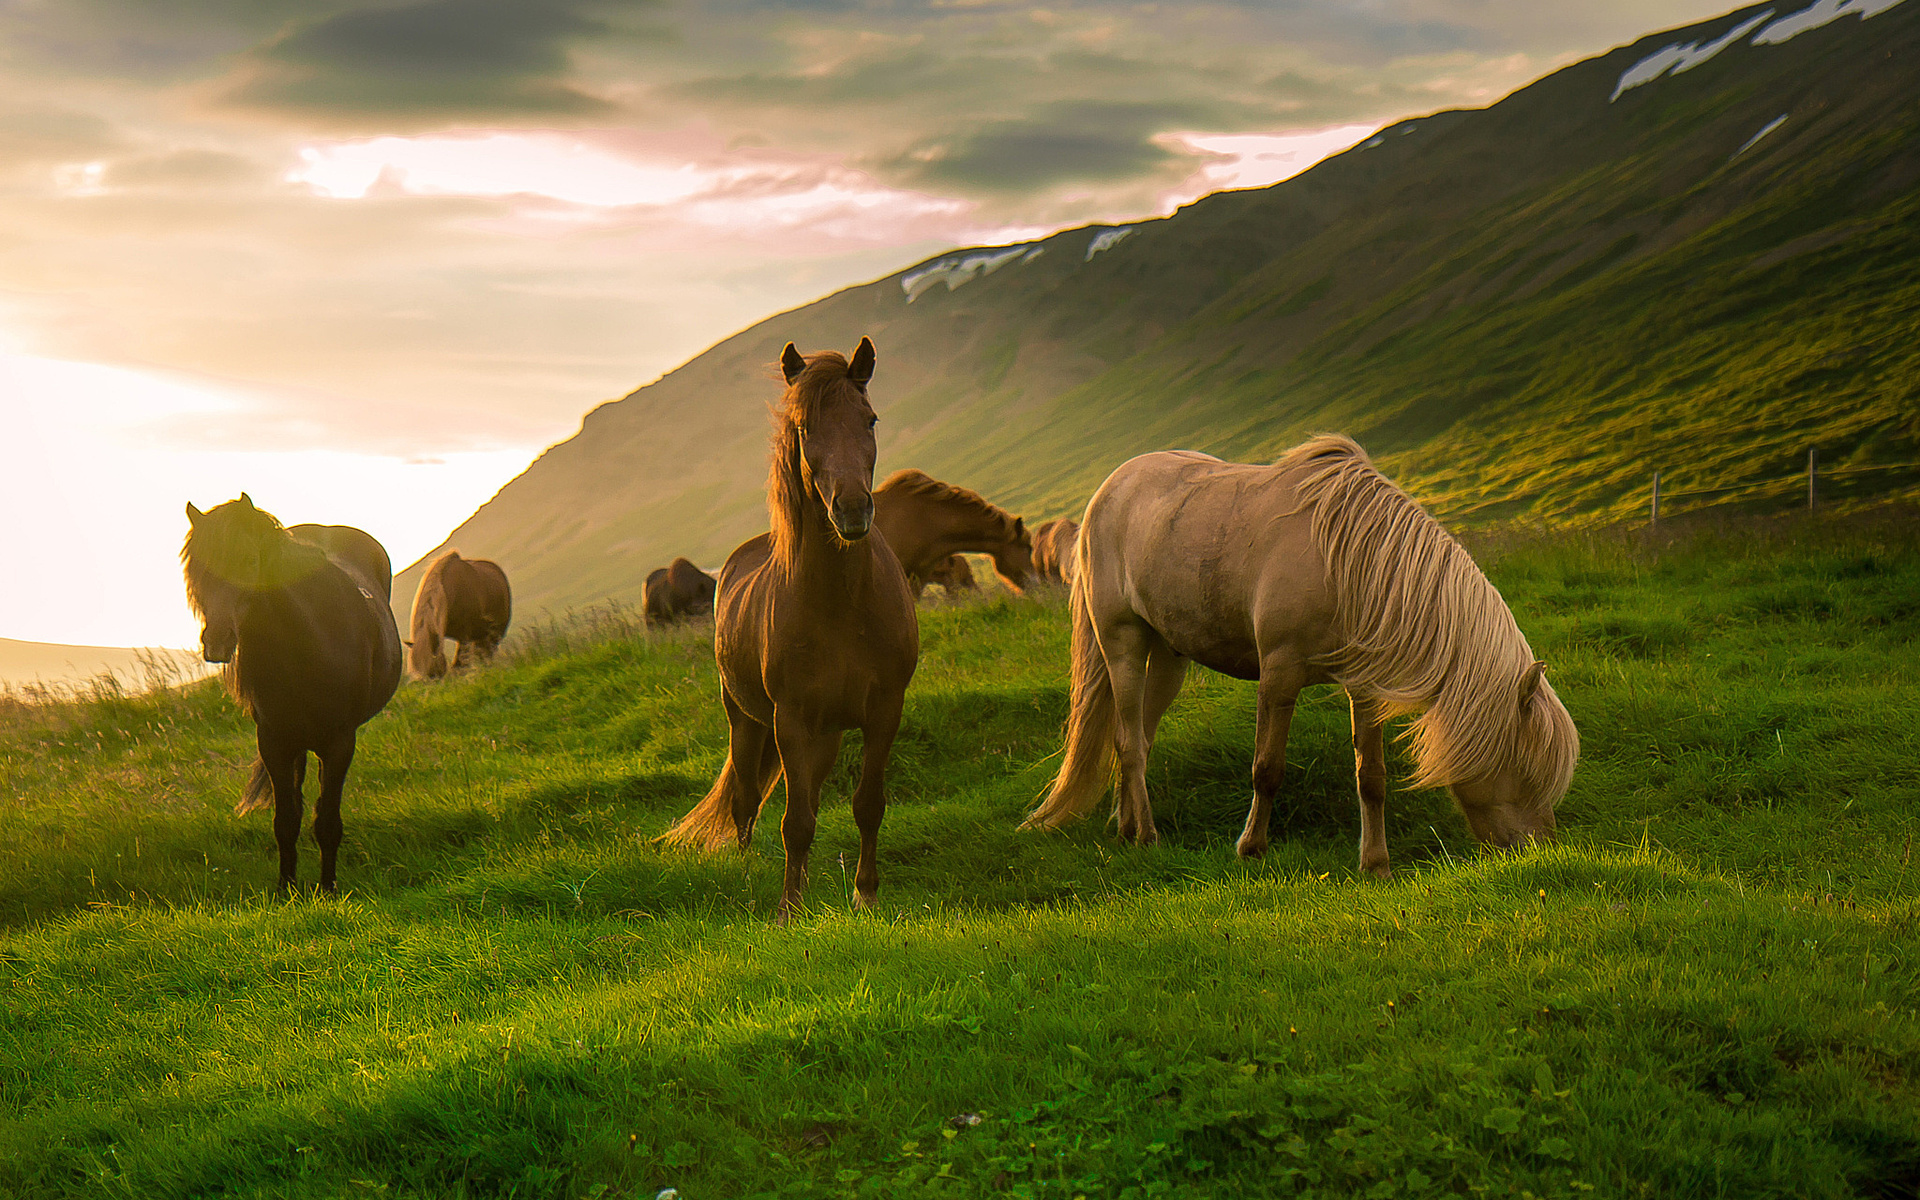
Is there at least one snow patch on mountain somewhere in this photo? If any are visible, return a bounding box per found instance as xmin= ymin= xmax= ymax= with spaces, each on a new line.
xmin=1754 ymin=0 xmax=1909 ymax=44
xmin=1733 ymin=114 xmax=1790 ymax=157
xmin=901 ymin=245 xmax=1033 ymax=301
xmin=1611 ymin=11 xmax=1775 ymax=101
xmin=1085 ymin=228 xmax=1134 ymax=261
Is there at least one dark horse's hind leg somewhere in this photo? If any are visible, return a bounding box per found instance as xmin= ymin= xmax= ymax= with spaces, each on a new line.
xmin=260 ymin=732 xmax=307 ymax=893
xmin=313 ymin=732 xmax=357 ymax=894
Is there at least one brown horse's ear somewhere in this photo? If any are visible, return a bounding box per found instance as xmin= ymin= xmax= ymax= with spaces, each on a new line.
xmin=1013 ymin=516 xmax=1026 ymax=537
xmin=186 ymin=502 xmax=203 ymax=526
xmin=238 ymin=492 xmax=255 ymax=510
xmin=848 ymin=336 xmax=875 ymax=385
xmin=781 ymin=343 xmax=806 ymax=384
xmin=1519 ymin=660 xmax=1547 ymax=708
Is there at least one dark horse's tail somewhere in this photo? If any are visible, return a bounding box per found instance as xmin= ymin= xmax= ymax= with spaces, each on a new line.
xmin=1023 ymin=562 xmax=1116 ymax=829
xmin=236 ymin=757 xmax=273 ymax=815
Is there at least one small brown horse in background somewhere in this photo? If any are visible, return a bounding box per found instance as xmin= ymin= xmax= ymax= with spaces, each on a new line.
xmin=873 ymin=469 xmax=1033 ymax=596
xmin=645 ymin=557 xmax=718 ymax=625
xmin=1029 ymin=517 xmax=1079 ymax=584
xmin=660 ymin=338 xmax=919 ymax=922
xmin=1026 ymin=436 xmax=1578 ymax=877
xmin=407 ymin=551 xmax=512 ymax=679
xmin=288 ymin=524 xmax=393 ymax=600
xmin=183 ymin=494 xmax=402 ymax=893
xmin=926 ymin=553 xmax=978 ymax=596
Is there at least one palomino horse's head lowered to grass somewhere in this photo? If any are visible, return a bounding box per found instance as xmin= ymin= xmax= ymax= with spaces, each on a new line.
xmin=777 ymin=338 xmax=879 ymax=549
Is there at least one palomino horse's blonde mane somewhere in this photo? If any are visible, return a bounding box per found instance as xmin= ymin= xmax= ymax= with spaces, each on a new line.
xmin=1288 ymin=434 xmax=1577 ymax=799
xmin=874 ymin=469 xmax=1023 ymax=541
xmin=408 ymin=550 xmax=460 ymax=676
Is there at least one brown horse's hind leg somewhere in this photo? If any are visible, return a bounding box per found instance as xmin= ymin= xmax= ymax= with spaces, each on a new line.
xmin=849 ymin=700 xmax=904 ymax=910
xmin=1239 ymin=671 xmax=1302 ymax=859
xmin=313 ymin=732 xmax=357 ymax=894
xmin=773 ymin=712 xmax=842 ymax=924
xmin=452 ymin=640 xmax=472 ymax=670
xmin=260 ymin=733 xmax=307 ymax=893
xmin=1349 ymin=694 xmax=1392 ymax=878
xmin=1101 ymin=619 xmax=1162 ymax=846
xmin=721 ymin=690 xmax=777 ymax=847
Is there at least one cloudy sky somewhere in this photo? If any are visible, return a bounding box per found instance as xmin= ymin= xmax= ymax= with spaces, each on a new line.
xmin=1 ymin=0 xmax=1740 ymax=649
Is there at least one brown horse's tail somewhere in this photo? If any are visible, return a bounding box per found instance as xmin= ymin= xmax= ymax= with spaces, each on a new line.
xmin=657 ymin=748 xmax=780 ymax=851
xmin=1024 ymin=570 xmax=1115 ymax=829
xmin=235 ymin=757 xmax=273 ymax=815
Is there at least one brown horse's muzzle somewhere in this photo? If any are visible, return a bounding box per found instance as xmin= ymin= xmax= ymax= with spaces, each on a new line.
xmin=829 ymin=492 xmax=873 ymax=542
xmin=201 ymin=631 xmax=235 ymax=664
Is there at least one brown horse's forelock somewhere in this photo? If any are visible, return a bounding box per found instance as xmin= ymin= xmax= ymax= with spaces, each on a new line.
xmin=1288 ymin=435 xmax=1576 ymax=800
xmin=768 ymin=350 xmax=865 ymax=570
xmin=182 ymin=502 xmax=323 ymax=620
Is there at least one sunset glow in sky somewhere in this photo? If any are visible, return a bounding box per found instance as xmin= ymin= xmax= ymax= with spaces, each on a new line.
xmin=0 ymin=0 xmax=1745 ymax=652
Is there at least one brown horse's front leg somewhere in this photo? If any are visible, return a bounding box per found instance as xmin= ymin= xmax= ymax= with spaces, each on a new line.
xmin=849 ymin=702 xmax=903 ymax=910
xmin=773 ymin=714 xmax=841 ymax=924
xmin=313 ymin=732 xmax=357 ymax=894
xmin=260 ymin=734 xmax=307 ymax=893
xmin=1349 ymin=694 xmax=1391 ymax=879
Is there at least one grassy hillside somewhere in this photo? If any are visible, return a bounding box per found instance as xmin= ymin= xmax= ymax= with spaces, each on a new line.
xmin=4 ymin=513 xmax=1918 ymax=1197
xmin=395 ymin=1 xmax=1920 ymax=621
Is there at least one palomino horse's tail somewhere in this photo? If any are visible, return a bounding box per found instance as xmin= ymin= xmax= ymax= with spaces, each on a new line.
xmin=657 ymin=752 xmax=781 ymax=851
xmin=1024 ymin=568 xmax=1116 ymax=829
xmin=235 ymin=757 xmax=273 ymax=815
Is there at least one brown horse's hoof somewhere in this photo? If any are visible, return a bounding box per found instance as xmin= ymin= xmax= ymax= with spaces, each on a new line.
xmin=1235 ymin=837 xmax=1268 ymax=859
xmin=1363 ymin=863 xmax=1393 ymax=880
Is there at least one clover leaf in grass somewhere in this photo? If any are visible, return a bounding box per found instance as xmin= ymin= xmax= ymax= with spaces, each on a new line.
xmin=1482 ymin=1106 xmax=1525 ymax=1135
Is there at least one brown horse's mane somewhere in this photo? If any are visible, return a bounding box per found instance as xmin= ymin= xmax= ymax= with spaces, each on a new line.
xmin=182 ymin=502 xmax=330 ymax=620
xmin=768 ymin=350 xmax=858 ymax=573
xmin=874 ymin=469 xmax=1023 ymax=541
xmin=1286 ymin=434 xmax=1577 ymax=799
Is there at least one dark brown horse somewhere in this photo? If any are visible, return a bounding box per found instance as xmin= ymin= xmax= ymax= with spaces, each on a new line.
xmin=182 ymin=494 xmax=402 ymax=893
xmin=872 ymin=469 xmax=1033 ymax=596
xmin=644 ymin=557 xmax=718 ymax=625
xmin=288 ymin=524 xmax=393 ymax=600
xmin=659 ymin=338 xmax=919 ymax=922
xmin=925 ymin=553 xmax=978 ymax=596
xmin=1029 ymin=517 xmax=1079 ymax=585
xmin=407 ymin=551 xmax=512 ymax=679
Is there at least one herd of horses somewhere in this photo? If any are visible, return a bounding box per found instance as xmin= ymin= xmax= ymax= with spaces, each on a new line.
xmin=181 ymin=339 xmax=1578 ymax=915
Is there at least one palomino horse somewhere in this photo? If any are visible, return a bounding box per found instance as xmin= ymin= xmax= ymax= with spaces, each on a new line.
xmin=645 ymin=557 xmax=718 ymax=625
xmin=925 ymin=553 xmax=978 ymax=595
xmin=660 ymin=339 xmax=919 ymax=921
xmin=872 ymin=469 xmax=1033 ymax=596
xmin=1025 ymin=436 xmax=1577 ymax=877
xmin=407 ymin=551 xmax=512 ymax=679
xmin=183 ymin=494 xmax=403 ymax=893
xmin=1029 ymin=517 xmax=1079 ymax=584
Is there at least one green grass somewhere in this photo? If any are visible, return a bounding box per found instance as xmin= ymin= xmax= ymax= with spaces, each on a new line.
xmin=2 ymin=518 xmax=1918 ymax=1198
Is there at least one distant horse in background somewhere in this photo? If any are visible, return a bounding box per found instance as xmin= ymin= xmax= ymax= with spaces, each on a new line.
xmin=1029 ymin=517 xmax=1079 ymax=585
xmin=1024 ymin=436 xmax=1578 ymax=878
xmin=645 ymin=557 xmax=718 ymax=625
xmin=289 ymin=524 xmax=393 ymax=600
xmin=873 ymin=469 xmax=1033 ymax=596
xmin=183 ymin=494 xmax=402 ymax=893
xmin=407 ymin=551 xmax=511 ymax=679
xmin=659 ymin=338 xmax=919 ymax=922
xmin=926 ymin=553 xmax=978 ymax=596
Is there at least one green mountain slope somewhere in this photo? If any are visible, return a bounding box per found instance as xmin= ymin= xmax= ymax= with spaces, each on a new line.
xmin=395 ymin=0 xmax=1920 ymax=620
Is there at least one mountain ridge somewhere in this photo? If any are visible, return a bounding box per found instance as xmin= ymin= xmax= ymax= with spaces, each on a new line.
xmin=394 ymin=0 xmax=1920 ymax=621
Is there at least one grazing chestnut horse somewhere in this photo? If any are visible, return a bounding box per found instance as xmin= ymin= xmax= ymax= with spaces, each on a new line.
xmin=872 ymin=469 xmax=1033 ymax=596
xmin=182 ymin=495 xmax=402 ymax=893
xmin=644 ymin=557 xmax=718 ymax=625
xmin=660 ymin=339 xmax=919 ymax=921
xmin=1029 ymin=517 xmax=1079 ymax=584
xmin=926 ymin=554 xmax=978 ymax=595
xmin=407 ymin=551 xmax=512 ymax=679
xmin=1025 ymin=436 xmax=1578 ymax=877
xmin=288 ymin=524 xmax=393 ymax=601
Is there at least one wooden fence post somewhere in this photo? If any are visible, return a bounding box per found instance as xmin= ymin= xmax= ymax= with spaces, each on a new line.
xmin=1807 ymin=448 xmax=1818 ymax=512
xmin=1650 ymin=470 xmax=1661 ymax=526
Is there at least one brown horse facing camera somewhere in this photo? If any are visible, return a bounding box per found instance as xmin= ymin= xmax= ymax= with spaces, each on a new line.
xmin=1025 ymin=436 xmax=1578 ymax=878
xmin=182 ymin=495 xmax=403 ymax=893
xmin=659 ymin=338 xmax=919 ymax=922
xmin=644 ymin=557 xmax=718 ymax=625
xmin=872 ymin=469 xmax=1033 ymax=597
xmin=407 ymin=551 xmax=512 ymax=679
xmin=1029 ymin=517 xmax=1079 ymax=585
